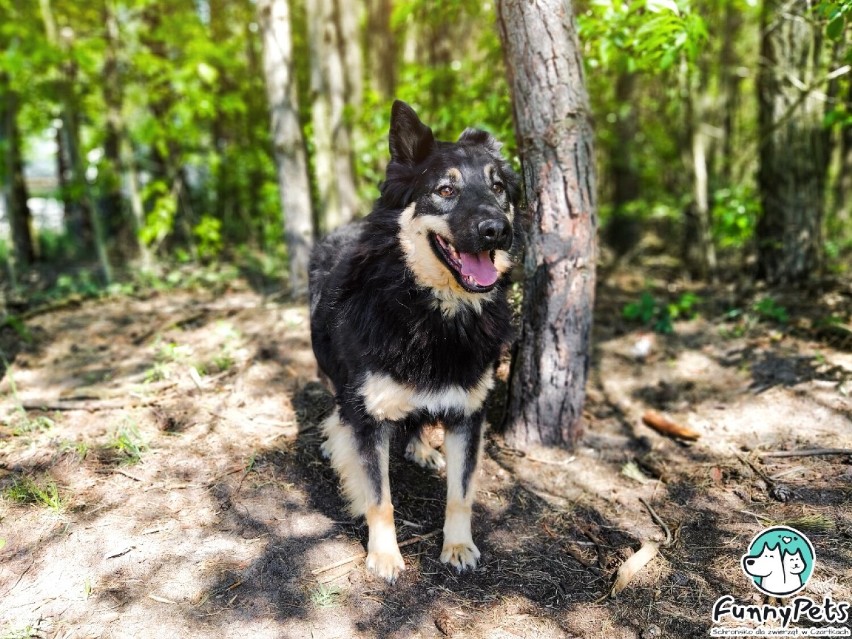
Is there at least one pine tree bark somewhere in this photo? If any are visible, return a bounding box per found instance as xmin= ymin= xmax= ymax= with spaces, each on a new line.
xmin=756 ymin=0 xmax=830 ymax=284
xmin=497 ymin=0 xmax=598 ymax=449
xmin=258 ymin=0 xmax=314 ymax=295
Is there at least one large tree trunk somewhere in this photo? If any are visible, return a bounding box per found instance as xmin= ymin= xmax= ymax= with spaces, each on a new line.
xmin=0 ymin=73 xmax=36 ymax=267
xmin=307 ymin=0 xmax=358 ymax=233
xmin=756 ymin=0 xmax=830 ymax=284
xmin=497 ymin=0 xmax=598 ymax=449
xmin=258 ymin=0 xmax=314 ymax=296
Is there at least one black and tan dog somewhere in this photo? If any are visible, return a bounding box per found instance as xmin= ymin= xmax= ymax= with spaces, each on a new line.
xmin=309 ymin=100 xmax=521 ymax=581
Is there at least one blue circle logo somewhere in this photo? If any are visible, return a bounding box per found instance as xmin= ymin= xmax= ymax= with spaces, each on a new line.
xmin=741 ymin=526 xmax=816 ymax=596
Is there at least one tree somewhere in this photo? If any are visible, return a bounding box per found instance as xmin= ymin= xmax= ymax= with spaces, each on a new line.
xmin=756 ymin=0 xmax=832 ymax=284
xmin=39 ymin=0 xmax=112 ymax=283
xmin=497 ymin=0 xmax=598 ymax=448
xmin=258 ymin=0 xmax=314 ymax=295
xmin=0 ymin=72 xmax=36 ymax=267
xmin=365 ymin=0 xmax=398 ymax=98
xmin=307 ymin=0 xmax=359 ymax=233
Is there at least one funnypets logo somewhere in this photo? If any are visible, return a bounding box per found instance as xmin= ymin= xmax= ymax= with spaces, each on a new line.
xmin=710 ymin=526 xmax=851 ymax=637
xmin=741 ymin=527 xmax=816 ymax=597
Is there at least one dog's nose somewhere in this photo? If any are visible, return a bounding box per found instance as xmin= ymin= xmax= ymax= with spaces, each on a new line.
xmin=478 ymin=218 xmax=512 ymax=250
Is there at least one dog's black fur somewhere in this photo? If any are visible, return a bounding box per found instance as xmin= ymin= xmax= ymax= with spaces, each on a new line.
xmin=309 ymin=100 xmax=522 ymax=581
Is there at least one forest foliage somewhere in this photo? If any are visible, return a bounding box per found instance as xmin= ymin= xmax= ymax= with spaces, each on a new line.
xmin=0 ymin=0 xmax=850 ymax=297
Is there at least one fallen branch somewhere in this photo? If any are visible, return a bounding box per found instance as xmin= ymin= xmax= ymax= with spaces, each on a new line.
xmin=310 ymin=530 xmax=440 ymax=576
xmin=639 ymin=497 xmax=672 ymax=547
xmin=759 ymin=448 xmax=852 ymax=458
xmin=641 ymin=410 xmax=700 ymax=441
xmin=735 ymin=453 xmax=775 ymax=486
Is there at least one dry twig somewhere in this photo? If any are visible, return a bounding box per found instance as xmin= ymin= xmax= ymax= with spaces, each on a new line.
xmin=759 ymin=448 xmax=852 ymax=458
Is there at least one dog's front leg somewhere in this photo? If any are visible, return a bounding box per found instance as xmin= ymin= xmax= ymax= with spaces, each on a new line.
xmin=321 ymin=409 xmax=404 ymax=582
xmin=440 ymin=412 xmax=484 ymax=572
xmin=360 ymin=424 xmax=405 ymax=582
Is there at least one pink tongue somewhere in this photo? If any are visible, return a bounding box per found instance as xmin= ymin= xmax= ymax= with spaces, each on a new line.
xmin=458 ymin=251 xmax=499 ymax=287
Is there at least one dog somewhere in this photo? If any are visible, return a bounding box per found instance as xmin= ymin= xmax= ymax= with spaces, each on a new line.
xmin=309 ymin=100 xmax=522 ymax=582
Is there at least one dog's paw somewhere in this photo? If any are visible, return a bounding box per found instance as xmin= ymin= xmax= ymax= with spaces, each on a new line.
xmin=366 ymin=548 xmax=406 ymax=583
xmin=440 ymin=541 xmax=480 ymax=572
xmin=405 ymin=439 xmax=446 ymax=470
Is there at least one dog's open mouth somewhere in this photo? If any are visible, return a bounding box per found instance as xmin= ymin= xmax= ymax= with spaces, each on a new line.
xmin=430 ymin=234 xmax=499 ymax=293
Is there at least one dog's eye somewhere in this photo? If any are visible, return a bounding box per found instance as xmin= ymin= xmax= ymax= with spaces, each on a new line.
xmin=436 ymin=185 xmax=455 ymax=198
xmin=492 ymin=182 xmax=505 ymax=195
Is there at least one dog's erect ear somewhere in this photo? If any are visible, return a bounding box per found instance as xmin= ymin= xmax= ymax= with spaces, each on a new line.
xmin=389 ymin=100 xmax=435 ymax=166
xmin=458 ymin=127 xmax=502 ymax=154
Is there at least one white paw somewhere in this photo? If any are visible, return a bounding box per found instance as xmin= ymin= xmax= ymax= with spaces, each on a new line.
xmin=405 ymin=440 xmax=446 ymax=470
xmin=366 ymin=548 xmax=405 ymax=583
xmin=440 ymin=541 xmax=480 ymax=572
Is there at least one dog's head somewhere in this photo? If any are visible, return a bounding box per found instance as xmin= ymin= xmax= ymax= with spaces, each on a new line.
xmin=742 ymin=543 xmax=781 ymax=578
xmin=380 ymin=101 xmax=522 ymax=311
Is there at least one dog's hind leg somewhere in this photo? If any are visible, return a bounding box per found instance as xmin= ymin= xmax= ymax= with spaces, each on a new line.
xmin=322 ymin=407 xmax=404 ymax=582
xmin=440 ymin=413 xmax=485 ymax=572
xmin=405 ymin=425 xmax=446 ymax=470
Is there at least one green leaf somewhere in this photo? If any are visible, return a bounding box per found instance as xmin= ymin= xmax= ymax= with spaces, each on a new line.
xmin=826 ymin=16 xmax=845 ymax=40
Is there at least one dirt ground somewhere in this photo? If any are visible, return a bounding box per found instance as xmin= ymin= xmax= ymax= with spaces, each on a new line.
xmin=1 ymin=273 xmax=851 ymax=639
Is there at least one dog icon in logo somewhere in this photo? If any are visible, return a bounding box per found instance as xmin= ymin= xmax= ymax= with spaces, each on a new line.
xmin=741 ymin=526 xmax=815 ymax=596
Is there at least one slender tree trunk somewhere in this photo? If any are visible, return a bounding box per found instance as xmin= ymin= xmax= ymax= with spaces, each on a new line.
xmin=307 ymin=0 xmax=358 ymax=233
xmin=139 ymin=4 xmax=193 ymax=252
xmin=718 ymin=0 xmax=742 ymax=185
xmin=258 ymin=0 xmax=314 ymax=296
xmin=682 ymin=57 xmax=717 ymax=280
xmin=0 ymin=73 xmax=36 ymax=267
xmin=832 ymin=81 xmax=852 ymax=226
xmin=365 ymin=0 xmax=397 ymax=98
xmin=209 ymin=0 xmax=242 ymax=242
xmin=40 ymin=0 xmax=112 ymax=283
xmin=335 ymin=0 xmax=362 ymax=107
xmin=603 ymin=70 xmax=640 ymax=256
xmin=497 ymin=0 xmax=598 ymax=449
xmin=756 ymin=0 xmax=830 ymax=284
xmin=40 ymin=0 xmax=88 ymax=246
xmin=244 ymin=21 xmax=269 ymax=247
xmin=102 ymin=0 xmax=143 ymax=264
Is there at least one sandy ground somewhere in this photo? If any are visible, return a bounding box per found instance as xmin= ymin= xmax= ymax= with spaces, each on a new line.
xmin=1 ymin=276 xmax=850 ymax=638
